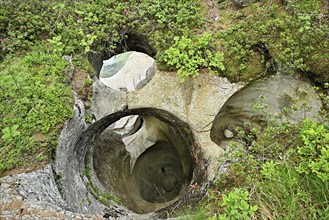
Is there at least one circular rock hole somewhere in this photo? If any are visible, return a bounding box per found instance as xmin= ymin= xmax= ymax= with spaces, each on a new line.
xmin=133 ymin=141 xmax=184 ymax=204
xmin=89 ymin=108 xmax=195 ymax=213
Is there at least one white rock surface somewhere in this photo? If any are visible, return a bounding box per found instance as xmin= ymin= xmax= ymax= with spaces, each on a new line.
xmin=99 ymin=51 xmax=156 ymax=92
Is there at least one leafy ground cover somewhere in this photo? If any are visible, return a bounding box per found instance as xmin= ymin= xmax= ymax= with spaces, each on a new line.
xmin=160 ymin=0 xmax=328 ymax=83
xmin=0 ymin=0 xmax=203 ymax=58
xmin=0 ymin=44 xmax=73 ymax=173
xmin=216 ymin=0 xmax=329 ymax=83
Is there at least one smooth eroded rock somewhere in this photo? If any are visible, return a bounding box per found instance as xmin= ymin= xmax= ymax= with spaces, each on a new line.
xmin=91 ymin=110 xmax=195 ymax=213
xmin=99 ymin=51 xmax=156 ymax=92
xmin=210 ymin=73 xmax=323 ymax=148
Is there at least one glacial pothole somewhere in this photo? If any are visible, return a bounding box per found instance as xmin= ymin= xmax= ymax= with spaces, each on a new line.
xmin=87 ymin=108 xmax=195 ymax=213
xmin=132 ymin=141 xmax=184 ymax=204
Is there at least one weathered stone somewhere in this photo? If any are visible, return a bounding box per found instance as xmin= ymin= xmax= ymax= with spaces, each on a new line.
xmin=224 ymin=129 xmax=234 ymax=138
xmin=162 ymin=174 xmax=178 ymax=192
xmin=99 ymin=51 xmax=156 ymax=92
xmin=108 ymin=115 xmax=142 ymax=136
xmin=0 ymin=166 xmax=104 ymax=220
xmin=128 ymin=71 xmax=243 ymax=181
xmin=92 ymin=78 xmax=127 ymax=120
xmin=210 ymin=73 xmax=323 ymax=147
xmin=90 ymin=110 xmax=195 ymax=213
xmin=53 ymin=99 xmax=156 ymax=219
xmin=87 ymin=32 xmax=156 ymax=76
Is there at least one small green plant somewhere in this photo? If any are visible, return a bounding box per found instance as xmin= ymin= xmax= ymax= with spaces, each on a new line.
xmin=1 ymin=125 xmax=21 ymax=144
xmin=160 ymin=33 xmax=225 ymax=82
xmin=209 ymin=188 xmax=258 ymax=220
xmin=294 ymin=119 xmax=329 ymax=181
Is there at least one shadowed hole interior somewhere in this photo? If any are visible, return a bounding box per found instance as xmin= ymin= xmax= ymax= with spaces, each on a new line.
xmin=133 ymin=141 xmax=184 ymax=203
xmin=91 ymin=111 xmax=194 ymax=213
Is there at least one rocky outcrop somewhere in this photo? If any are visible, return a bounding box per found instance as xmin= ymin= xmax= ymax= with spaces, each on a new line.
xmin=0 ymin=67 xmax=242 ymax=218
xmin=210 ymin=73 xmax=323 ymax=148
xmin=1 ymin=53 xmax=323 ymax=219
xmin=127 ymin=71 xmax=243 ymax=181
xmin=52 ymin=69 xmax=243 ymax=217
xmin=0 ymin=165 xmax=104 ymax=220
xmin=99 ymin=51 xmax=156 ymax=92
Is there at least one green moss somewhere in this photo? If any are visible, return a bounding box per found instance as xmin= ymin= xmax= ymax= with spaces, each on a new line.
xmin=224 ymin=50 xmax=266 ymax=82
xmin=88 ymin=185 xmax=122 ymax=206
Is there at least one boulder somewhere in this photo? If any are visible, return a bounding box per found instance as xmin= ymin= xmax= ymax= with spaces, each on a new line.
xmin=99 ymin=51 xmax=156 ymax=92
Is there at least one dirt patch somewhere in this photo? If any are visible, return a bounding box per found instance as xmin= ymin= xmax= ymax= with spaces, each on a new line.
xmin=70 ymin=69 xmax=93 ymax=109
xmin=0 ymin=163 xmax=47 ymax=177
xmin=202 ymin=0 xmax=236 ymax=34
xmin=203 ymin=0 xmax=222 ymax=31
xmin=32 ymin=132 xmax=46 ymax=142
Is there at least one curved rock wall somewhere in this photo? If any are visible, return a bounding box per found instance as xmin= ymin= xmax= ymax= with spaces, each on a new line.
xmin=210 ymin=74 xmax=323 ymax=148
xmin=51 ymin=69 xmax=242 ymax=217
xmin=90 ymin=112 xmax=195 ymax=213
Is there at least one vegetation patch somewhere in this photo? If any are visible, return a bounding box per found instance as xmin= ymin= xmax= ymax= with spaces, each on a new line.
xmin=159 ymin=33 xmax=225 ymax=82
xmin=216 ymin=0 xmax=329 ymax=83
xmin=0 ymin=0 xmax=203 ymax=58
xmin=0 ymin=43 xmax=73 ymax=174
xmin=159 ymin=0 xmax=328 ymax=83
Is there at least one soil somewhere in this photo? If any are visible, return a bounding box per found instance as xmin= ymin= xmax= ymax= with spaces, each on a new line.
xmin=70 ymin=69 xmax=93 ymax=109
xmin=0 ymin=163 xmax=47 ymax=177
xmin=203 ymin=0 xmax=235 ymax=34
